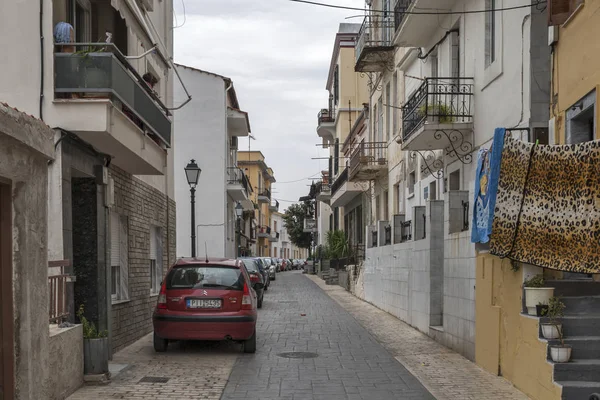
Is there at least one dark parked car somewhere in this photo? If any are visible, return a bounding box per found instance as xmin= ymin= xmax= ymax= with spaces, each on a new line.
xmin=241 ymin=257 xmax=269 ymax=291
xmin=241 ymin=258 xmax=265 ymax=308
xmin=152 ymin=257 xmax=260 ymax=353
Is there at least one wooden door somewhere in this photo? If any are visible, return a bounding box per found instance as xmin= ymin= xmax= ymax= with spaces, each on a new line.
xmin=0 ymin=181 xmax=14 ymax=400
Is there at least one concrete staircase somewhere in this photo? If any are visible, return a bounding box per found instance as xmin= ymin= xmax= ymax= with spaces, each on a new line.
xmin=543 ymin=280 xmax=600 ymax=399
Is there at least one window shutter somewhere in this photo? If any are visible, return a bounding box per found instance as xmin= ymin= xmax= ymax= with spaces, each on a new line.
xmin=334 ymin=139 xmax=339 ymax=174
xmin=111 ymin=212 xmax=120 ymax=266
xmin=149 ymin=226 xmax=157 ymax=260
xmin=548 ymin=0 xmax=572 ymax=25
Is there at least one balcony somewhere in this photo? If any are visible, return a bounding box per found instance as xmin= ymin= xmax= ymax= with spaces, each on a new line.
xmin=227 ymin=167 xmax=251 ymax=202
xmin=355 ymin=16 xmax=395 ymax=72
xmin=330 ymin=168 xmax=363 ymax=208
xmin=349 ymin=142 xmax=388 ymax=181
xmin=269 ymin=232 xmax=280 ymax=242
xmin=257 ymin=225 xmax=271 ymax=238
xmin=257 ymin=188 xmax=271 ymax=203
xmin=393 ymin=0 xmax=456 ymax=47
xmin=401 ymin=77 xmax=474 ymax=151
xmin=317 ymin=108 xmax=336 ymax=142
xmin=269 ymin=199 xmax=279 ymax=212
xmin=315 ymin=180 xmax=331 ymax=203
xmin=54 ymin=44 xmax=171 ymax=175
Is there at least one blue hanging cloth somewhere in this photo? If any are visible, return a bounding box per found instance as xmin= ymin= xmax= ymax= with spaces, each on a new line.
xmin=471 ymin=127 xmax=506 ymax=243
xmin=54 ymin=22 xmax=74 ymax=44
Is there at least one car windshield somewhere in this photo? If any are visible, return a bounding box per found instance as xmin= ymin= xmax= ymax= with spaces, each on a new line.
xmin=242 ymin=259 xmax=260 ymax=272
xmin=261 ymin=258 xmax=271 ymax=266
xmin=167 ymin=265 xmax=243 ymax=290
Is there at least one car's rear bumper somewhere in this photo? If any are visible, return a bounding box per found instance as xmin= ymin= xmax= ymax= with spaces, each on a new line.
xmin=153 ymin=314 xmax=256 ymax=341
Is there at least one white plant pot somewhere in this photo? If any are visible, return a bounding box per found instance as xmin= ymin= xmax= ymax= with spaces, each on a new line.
xmin=541 ymin=323 xmax=562 ymax=339
xmin=550 ymin=345 xmax=572 ymax=363
xmin=524 ymin=287 xmax=554 ymax=315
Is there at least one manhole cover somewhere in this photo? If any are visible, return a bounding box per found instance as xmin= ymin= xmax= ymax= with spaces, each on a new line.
xmin=277 ymin=352 xmax=319 ymax=359
xmin=139 ymin=376 xmax=170 ymax=383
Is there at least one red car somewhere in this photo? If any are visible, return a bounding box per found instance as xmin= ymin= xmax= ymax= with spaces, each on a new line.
xmin=152 ymin=257 xmax=261 ymax=353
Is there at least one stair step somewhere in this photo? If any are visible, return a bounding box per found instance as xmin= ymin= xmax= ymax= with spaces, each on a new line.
xmin=553 ymin=359 xmax=600 ymax=381
xmin=557 ymin=380 xmax=600 ymax=400
xmin=545 ymin=280 xmax=600 ymax=297
xmin=547 ymin=337 xmax=600 ymax=360
xmin=562 ymin=296 xmax=600 ymax=314
xmin=541 ymin=315 xmax=600 ymax=336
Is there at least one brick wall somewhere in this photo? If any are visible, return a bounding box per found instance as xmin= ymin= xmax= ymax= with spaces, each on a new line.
xmin=109 ymin=166 xmax=176 ymax=353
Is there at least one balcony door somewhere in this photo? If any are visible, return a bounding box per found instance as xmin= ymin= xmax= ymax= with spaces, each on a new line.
xmin=0 ymin=181 xmax=14 ymax=400
xmin=72 ymin=0 xmax=91 ymax=43
xmin=382 ymin=0 xmax=392 ymax=44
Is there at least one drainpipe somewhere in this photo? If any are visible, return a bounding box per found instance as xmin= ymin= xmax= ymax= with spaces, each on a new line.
xmin=225 ymin=81 xmax=233 ymax=256
xmin=39 ymin=0 xmax=44 ymax=120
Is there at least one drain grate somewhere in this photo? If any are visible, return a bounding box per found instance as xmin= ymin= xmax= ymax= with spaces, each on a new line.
xmin=277 ymin=352 xmax=319 ymax=359
xmin=139 ymin=376 xmax=170 ymax=383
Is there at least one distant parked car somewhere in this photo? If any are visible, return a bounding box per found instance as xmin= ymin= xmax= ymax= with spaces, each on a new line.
xmin=240 ymin=259 xmax=265 ymax=308
xmin=241 ymin=257 xmax=269 ymax=291
xmin=152 ymin=257 xmax=261 ymax=353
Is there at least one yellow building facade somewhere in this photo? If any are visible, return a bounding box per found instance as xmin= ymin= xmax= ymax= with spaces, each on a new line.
xmin=238 ymin=151 xmax=276 ymax=257
xmin=476 ymin=4 xmax=600 ymax=399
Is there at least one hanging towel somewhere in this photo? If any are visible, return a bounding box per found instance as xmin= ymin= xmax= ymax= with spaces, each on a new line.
xmin=471 ymin=127 xmax=506 ymax=243
xmin=54 ymin=22 xmax=74 ymax=44
xmin=490 ymin=135 xmax=600 ymax=274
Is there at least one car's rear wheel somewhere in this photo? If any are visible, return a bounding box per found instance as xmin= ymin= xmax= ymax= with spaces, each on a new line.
xmin=153 ymin=332 xmax=168 ymax=352
xmin=258 ymin=295 xmax=263 ymax=308
xmin=244 ymin=330 xmax=257 ymax=353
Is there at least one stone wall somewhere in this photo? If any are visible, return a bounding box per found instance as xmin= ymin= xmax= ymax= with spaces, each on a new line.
xmin=0 ymin=104 xmax=54 ymax=399
xmin=358 ymin=199 xmax=475 ymax=360
xmin=109 ymin=166 xmax=176 ymax=353
xmin=48 ymin=325 xmax=84 ymax=399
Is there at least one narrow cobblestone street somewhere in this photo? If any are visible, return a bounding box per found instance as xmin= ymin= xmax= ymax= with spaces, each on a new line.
xmin=221 ymin=271 xmax=434 ymax=400
xmin=69 ymin=271 xmax=529 ymax=400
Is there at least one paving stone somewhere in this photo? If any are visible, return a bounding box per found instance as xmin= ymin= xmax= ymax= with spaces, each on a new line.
xmin=307 ymin=274 xmax=530 ymax=400
xmin=221 ymin=272 xmax=434 ymax=400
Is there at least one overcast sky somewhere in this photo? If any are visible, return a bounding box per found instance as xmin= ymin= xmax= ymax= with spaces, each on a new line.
xmin=173 ymin=0 xmax=364 ymax=210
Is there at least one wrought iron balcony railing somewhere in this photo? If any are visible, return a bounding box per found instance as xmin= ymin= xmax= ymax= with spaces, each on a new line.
xmin=349 ymin=142 xmax=387 ymax=179
xmin=402 ymin=77 xmax=474 ymax=142
xmin=269 ymin=199 xmax=279 ymax=211
xmin=330 ymin=167 xmax=348 ymax=196
xmin=318 ymin=108 xmax=335 ymax=125
xmin=356 ymin=15 xmax=395 ymax=67
xmin=54 ymin=43 xmax=171 ymax=147
xmin=227 ymin=167 xmax=251 ymax=194
xmin=394 ymin=0 xmax=414 ymax=31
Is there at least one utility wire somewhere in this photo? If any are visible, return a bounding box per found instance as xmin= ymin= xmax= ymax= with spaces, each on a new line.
xmin=275 ymin=172 xmax=322 ymax=184
xmin=288 ymin=0 xmax=546 ymax=15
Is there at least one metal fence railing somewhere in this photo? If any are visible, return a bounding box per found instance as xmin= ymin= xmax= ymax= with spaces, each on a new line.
xmin=356 ymin=15 xmax=395 ymax=64
xmin=48 ymin=260 xmax=70 ymax=323
xmin=349 ymin=141 xmax=387 ymax=179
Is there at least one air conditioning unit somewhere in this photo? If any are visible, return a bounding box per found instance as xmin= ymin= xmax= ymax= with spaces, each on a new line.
xmin=230 ymin=136 xmax=238 ymax=149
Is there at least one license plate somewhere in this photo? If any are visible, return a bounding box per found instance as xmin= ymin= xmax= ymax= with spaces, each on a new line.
xmin=187 ymin=299 xmax=222 ymax=309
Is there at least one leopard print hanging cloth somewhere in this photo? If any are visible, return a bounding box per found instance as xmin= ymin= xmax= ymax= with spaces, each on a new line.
xmin=490 ymin=135 xmax=600 ymax=273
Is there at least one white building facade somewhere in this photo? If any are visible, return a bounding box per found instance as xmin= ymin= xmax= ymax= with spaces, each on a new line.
xmin=0 ymin=0 xmax=183 ymax=391
xmin=352 ymin=0 xmax=550 ymax=360
xmin=174 ymin=65 xmax=253 ymax=259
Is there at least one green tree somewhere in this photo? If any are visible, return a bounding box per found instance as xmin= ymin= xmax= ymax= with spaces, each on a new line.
xmin=283 ymin=202 xmax=313 ymax=251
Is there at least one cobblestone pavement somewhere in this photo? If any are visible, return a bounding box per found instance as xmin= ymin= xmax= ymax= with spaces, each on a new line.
xmin=221 ymin=271 xmax=434 ymax=400
xmin=307 ymin=274 xmax=530 ymax=400
xmin=68 ymin=333 xmax=239 ymax=400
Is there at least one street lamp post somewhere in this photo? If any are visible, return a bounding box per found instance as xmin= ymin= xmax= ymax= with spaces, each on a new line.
xmin=185 ymin=160 xmax=201 ymax=257
xmin=235 ymin=202 xmax=244 ymax=257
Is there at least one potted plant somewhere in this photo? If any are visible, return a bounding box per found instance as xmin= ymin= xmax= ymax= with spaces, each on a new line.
xmin=541 ymin=296 xmax=565 ymax=340
xmin=536 ymin=302 xmax=549 ymax=317
xmin=544 ymin=297 xmax=572 ymax=362
xmin=77 ymin=305 xmax=109 ymax=376
xmin=523 ymin=274 xmax=554 ymax=316
xmin=418 ymin=102 xmax=453 ymax=124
